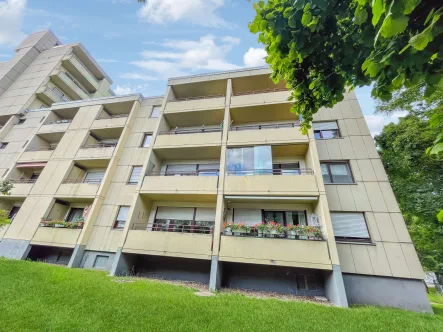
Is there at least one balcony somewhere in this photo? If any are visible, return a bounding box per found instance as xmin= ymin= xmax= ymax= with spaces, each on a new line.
xmin=142 ymin=169 xmax=219 ymax=195
xmin=8 ymin=179 xmax=36 ymax=196
xmin=228 ymin=122 xmax=308 ymax=145
xmin=76 ymin=142 xmax=116 ymax=159
xmin=231 ymin=88 xmax=290 ymax=107
xmin=36 ymin=86 xmax=70 ymax=105
xmin=56 ymin=179 xmax=101 ymax=197
xmin=51 ymin=70 xmax=89 ymax=100
xmin=224 ymin=168 xmax=318 ymax=196
xmin=124 ymin=223 xmax=213 ymax=259
xmin=164 ymin=95 xmax=226 ymax=113
xmin=219 ymin=235 xmax=331 ymax=269
xmin=38 ymin=120 xmax=71 ymax=134
xmin=19 ymin=147 xmax=55 ymax=162
xmin=155 ymin=127 xmax=222 ymax=148
xmin=31 ymin=226 xmax=82 ymax=248
xmin=91 ymin=114 xmax=128 ymax=129
xmin=62 ymin=53 xmax=100 ymax=92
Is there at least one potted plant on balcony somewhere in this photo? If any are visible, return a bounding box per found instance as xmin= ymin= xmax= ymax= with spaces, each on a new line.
xmin=54 ymin=220 xmax=66 ymax=228
xmin=286 ymin=225 xmax=300 ymax=239
xmin=306 ymin=226 xmax=323 ymax=240
xmin=254 ymin=222 xmax=269 ymax=237
xmin=75 ymin=217 xmax=85 ymax=229
xmin=223 ymin=222 xmax=234 ymax=235
xmin=231 ymin=223 xmax=251 ymax=236
xmin=268 ymin=222 xmax=286 ymax=237
xmin=298 ymin=225 xmax=308 ymax=240
xmin=40 ymin=218 xmax=49 ymax=227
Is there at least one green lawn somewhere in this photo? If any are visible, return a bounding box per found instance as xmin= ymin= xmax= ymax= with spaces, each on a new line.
xmin=429 ymin=288 xmax=443 ymax=316
xmin=0 ymin=258 xmax=442 ymax=332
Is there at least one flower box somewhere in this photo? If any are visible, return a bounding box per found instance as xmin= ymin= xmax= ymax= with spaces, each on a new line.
xmin=54 ymin=224 xmax=66 ymax=228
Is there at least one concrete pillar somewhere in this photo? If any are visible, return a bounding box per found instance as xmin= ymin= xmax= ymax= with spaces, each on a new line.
xmin=325 ymin=265 xmax=348 ymax=307
xmin=67 ymin=244 xmax=86 ymax=268
xmin=209 ymin=255 xmax=223 ymax=291
xmin=109 ymin=248 xmax=136 ymax=276
xmin=0 ymin=239 xmax=31 ymax=260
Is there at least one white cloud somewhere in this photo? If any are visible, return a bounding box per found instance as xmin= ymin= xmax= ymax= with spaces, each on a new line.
xmin=119 ymin=72 xmax=157 ymax=81
xmin=104 ymin=32 xmax=122 ymax=39
xmin=138 ymin=0 xmax=230 ymax=27
xmin=114 ymin=85 xmax=134 ymax=95
xmin=364 ymin=111 xmax=408 ymax=137
xmin=243 ymin=47 xmax=267 ymax=67
xmin=0 ymin=0 xmax=27 ymax=47
xmin=35 ymin=21 xmax=51 ymax=31
xmin=126 ymin=35 xmax=241 ymax=80
xmin=97 ymin=59 xmax=120 ymax=63
xmin=114 ymin=83 xmax=150 ymax=96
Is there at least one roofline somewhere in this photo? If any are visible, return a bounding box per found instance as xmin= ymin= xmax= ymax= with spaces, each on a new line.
xmin=168 ymin=65 xmax=270 ymax=81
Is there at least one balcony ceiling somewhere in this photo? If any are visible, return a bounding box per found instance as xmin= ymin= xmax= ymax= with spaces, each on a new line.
xmin=230 ymin=103 xmax=299 ymax=124
xmin=102 ymin=101 xmax=134 ymax=115
xmin=90 ymin=127 xmax=123 ymax=140
xmin=38 ymin=132 xmax=64 ymax=143
xmin=53 ymin=107 xmax=79 ymax=119
xmin=224 ymin=196 xmax=318 ymax=204
xmin=153 ymin=145 xmax=221 ymax=160
xmin=272 ymin=144 xmax=308 ymax=157
xmin=74 ymin=158 xmax=111 ymax=169
xmin=164 ymin=108 xmax=224 ymax=127
xmin=172 ymin=80 xmax=227 ymax=99
xmin=55 ymin=197 xmax=95 ymax=204
xmin=140 ymin=193 xmax=217 ymax=203
xmin=232 ymin=74 xmax=286 ymax=94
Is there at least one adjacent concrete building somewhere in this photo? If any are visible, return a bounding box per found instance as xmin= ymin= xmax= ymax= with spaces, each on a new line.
xmin=0 ymin=31 xmax=432 ymax=313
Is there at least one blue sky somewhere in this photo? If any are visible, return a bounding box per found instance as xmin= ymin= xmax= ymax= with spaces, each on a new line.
xmin=0 ymin=0 xmax=405 ymax=135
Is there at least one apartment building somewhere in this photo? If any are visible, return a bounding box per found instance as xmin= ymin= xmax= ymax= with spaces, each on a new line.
xmin=0 ymin=31 xmax=431 ymax=313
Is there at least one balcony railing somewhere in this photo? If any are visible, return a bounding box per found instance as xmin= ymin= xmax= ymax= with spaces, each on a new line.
xmin=9 ymin=179 xmax=38 ymax=184
xmin=147 ymin=169 xmax=220 ymax=176
xmin=232 ymin=88 xmax=288 ymax=96
xmin=132 ymin=222 xmax=214 ymax=234
xmin=46 ymin=87 xmax=70 ymax=102
xmin=39 ymin=219 xmax=84 ymax=229
xmin=95 ymin=114 xmax=129 ymax=120
xmin=25 ymin=146 xmax=57 ymax=152
xmin=230 ymin=122 xmax=300 ymax=131
xmin=223 ymin=224 xmax=323 ymax=241
xmin=43 ymin=119 xmax=72 ymax=125
xmin=62 ymin=178 xmax=102 ymax=184
xmin=81 ymin=142 xmax=118 ymax=149
xmin=170 ymin=94 xmax=225 ymax=102
xmin=159 ymin=127 xmax=222 ymax=135
xmin=226 ymin=168 xmax=313 ymax=176
xmin=63 ymin=71 xmax=89 ymax=95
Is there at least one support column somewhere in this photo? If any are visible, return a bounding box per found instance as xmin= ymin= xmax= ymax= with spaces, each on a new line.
xmin=68 ymin=244 xmax=86 ymax=268
xmin=209 ymin=255 xmax=223 ymax=291
xmin=109 ymin=248 xmax=136 ymax=276
xmin=325 ymin=265 xmax=348 ymax=307
xmin=0 ymin=239 xmax=31 ymax=260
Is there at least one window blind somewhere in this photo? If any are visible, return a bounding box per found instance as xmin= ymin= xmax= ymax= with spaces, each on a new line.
xmin=330 ymin=212 xmax=370 ymax=238
xmin=129 ymin=166 xmax=142 ymax=183
xmin=233 ymin=208 xmax=262 ymax=226
xmin=312 ymin=122 xmax=338 ymax=130
xmin=195 ymin=208 xmax=216 ymax=221
xmin=156 ymin=207 xmax=194 ymax=220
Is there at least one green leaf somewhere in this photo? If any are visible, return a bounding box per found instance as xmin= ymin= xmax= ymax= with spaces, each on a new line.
xmin=303 ymin=3 xmax=311 ymax=13
xmin=379 ymin=14 xmax=409 ymax=38
xmin=404 ymin=0 xmax=419 ymax=15
xmin=288 ymin=14 xmax=297 ymax=28
xmin=429 ymin=142 xmax=443 ymax=155
xmin=437 ymin=210 xmax=443 ymax=222
xmin=426 ymin=74 xmax=441 ymax=85
xmin=409 ymin=31 xmax=432 ymax=51
xmin=301 ymin=12 xmax=312 ymax=26
xmin=354 ymin=6 xmax=368 ymax=25
xmin=283 ymin=7 xmax=294 ymax=18
xmin=372 ymin=0 xmax=384 ymax=26
xmin=424 ymin=85 xmax=437 ymax=98
xmin=367 ymin=62 xmax=381 ymax=77
xmin=265 ymin=12 xmax=275 ymax=20
xmin=392 ymin=73 xmax=404 ymax=88
xmin=424 ymin=8 xmax=435 ymax=25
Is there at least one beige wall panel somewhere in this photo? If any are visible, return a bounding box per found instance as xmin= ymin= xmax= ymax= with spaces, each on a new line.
xmin=336 ymin=185 xmax=356 ymax=211
xmin=318 ymin=107 xmax=333 ymax=121
xmin=329 ymin=104 xmax=343 ymax=120
xmin=401 ymin=243 xmax=424 ymax=279
xmin=362 ymin=136 xmax=380 ymax=158
xmin=125 ymin=133 xmax=141 ymax=148
xmin=374 ymin=213 xmax=398 ymax=242
xmin=76 ymin=146 xmax=116 ymax=159
xmin=356 ymin=118 xmax=371 ymax=136
xmin=350 ymin=184 xmax=372 ymax=211
xmin=103 ymin=182 xmax=124 ymax=205
xmin=228 ymin=128 xmax=308 ymax=146
xmin=91 ymin=117 xmax=127 ymax=129
xmin=30 ymin=160 xmax=71 ymax=195
xmin=315 ymin=140 xmax=329 ymax=160
xmin=365 ymin=212 xmax=381 ymax=242
xmin=102 ymin=228 xmax=123 ymax=252
xmin=339 ymin=101 xmax=355 ymax=119
xmin=325 ymin=185 xmax=341 ymax=210
xmin=349 ymin=100 xmax=363 ymax=118
xmin=338 ymin=137 xmax=355 ymax=159
xmin=357 ymin=159 xmax=377 ymax=182
xmin=38 ymin=122 xmax=70 ymax=135
xmin=94 ymin=204 xmax=119 ymax=227
xmin=0 ymin=225 xmax=10 ymax=240
xmin=63 ymin=130 xmax=90 ymax=159
xmin=31 ymin=227 xmax=81 ymax=248
xmin=50 ymin=131 xmax=76 ymax=159
xmin=141 ymin=118 xmax=158 ymax=133
xmin=390 ymin=213 xmax=412 ymax=243
xmin=337 ymin=120 xmax=348 ymax=136
xmin=47 ymin=202 xmax=69 ymax=220
xmin=56 ymin=183 xmax=100 ymax=197
xmin=364 ymin=182 xmax=388 ymax=212
xmin=155 ymin=132 xmax=221 ymax=148
xmin=141 ymin=176 xmax=218 ymax=194
xmin=370 ymin=159 xmax=389 ymax=182
xmin=164 ymin=97 xmax=225 ymax=113
xmin=18 ymin=150 xmax=53 ymax=162
xmin=349 ymin=160 xmax=362 ymax=182
xmin=343 ymin=119 xmax=361 ymax=136
xmin=384 ymin=242 xmax=411 ymax=278
xmin=336 ymin=244 xmax=356 ymax=273
xmin=118 ymin=147 xmax=135 ymax=166
xmin=113 ymin=165 xmax=131 ymax=183
xmin=325 ymin=140 xmax=342 ymax=159
xmin=230 ymin=91 xmax=290 ymax=107
xmin=379 ymin=182 xmax=401 ymax=213
xmin=9 ymin=183 xmax=34 ymax=196
xmin=351 ymin=245 xmax=374 ymax=275
xmin=367 ymin=243 xmax=392 ymax=276
xmin=350 ymin=136 xmax=369 ymax=159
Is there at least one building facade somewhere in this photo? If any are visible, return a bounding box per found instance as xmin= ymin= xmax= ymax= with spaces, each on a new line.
xmin=0 ymin=31 xmax=431 ymax=313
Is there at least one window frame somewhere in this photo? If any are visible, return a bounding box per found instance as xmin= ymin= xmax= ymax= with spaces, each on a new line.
xmin=331 ymin=211 xmax=372 ymax=243
xmin=141 ymin=133 xmax=153 ymax=147
xmin=296 ymin=274 xmax=317 ymax=291
xmin=65 ymin=208 xmax=85 ymax=222
xmin=8 ymin=206 xmax=21 ymax=221
xmin=320 ymin=161 xmax=354 ymax=184
xmin=153 ymin=207 xmax=214 ymax=234
xmin=150 ymin=106 xmax=161 ymax=118
xmin=261 ymin=209 xmax=308 ymax=227
xmin=0 ymin=142 xmax=9 ymax=149
xmin=312 ymin=121 xmax=341 ymax=140
xmin=113 ymin=206 xmax=130 ymax=229
xmin=128 ymin=165 xmax=143 ymax=184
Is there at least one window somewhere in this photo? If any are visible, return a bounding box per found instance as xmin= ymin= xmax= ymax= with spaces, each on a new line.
xmin=321 ymin=162 xmax=353 ymax=184
xmin=66 ymin=208 xmax=84 ymax=222
xmin=17 ymin=119 xmax=26 ymax=125
xmin=154 ymin=207 xmax=215 ymax=233
xmin=113 ymin=206 xmax=130 ymax=229
xmin=30 ymin=173 xmax=40 ymax=180
xmin=164 ymin=164 xmax=220 ymax=176
xmin=197 ymin=163 xmax=220 ymax=176
xmin=84 ymin=170 xmax=105 ymax=183
xmin=93 ymin=255 xmax=109 ymax=269
xmin=128 ymin=166 xmax=142 ymax=184
xmin=263 ymin=210 xmax=307 ymax=226
xmin=150 ymin=106 xmax=161 ymax=118
xmin=8 ymin=206 xmax=21 ymax=221
xmin=226 ymin=146 xmax=272 ymax=175
xmin=297 ymin=275 xmax=317 ymax=291
xmin=313 ymin=121 xmax=340 ymax=139
xmin=141 ymin=134 xmax=152 ymax=147
xmin=0 ymin=142 xmax=8 ymax=149
xmin=330 ymin=212 xmax=370 ymax=242
xmin=272 ymin=162 xmax=300 ymax=175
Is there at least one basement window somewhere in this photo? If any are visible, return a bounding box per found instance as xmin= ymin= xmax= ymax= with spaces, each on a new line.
xmin=297 ymin=274 xmax=317 ymax=291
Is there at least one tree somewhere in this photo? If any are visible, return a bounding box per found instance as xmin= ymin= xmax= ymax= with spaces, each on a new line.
xmin=375 ymin=114 xmax=443 ymax=277
xmin=0 ymin=210 xmax=11 ymax=227
xmin=249 ymin=0 xmax=443 ymax=135
xmin=0 ymin=181 xmax=13 ymax=196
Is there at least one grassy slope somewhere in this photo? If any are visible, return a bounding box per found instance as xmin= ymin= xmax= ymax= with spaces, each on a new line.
xmin=429 ymin=288 xmax=443 ymax=316
xmin=0 ymin=259 xmax=442 ymax=332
